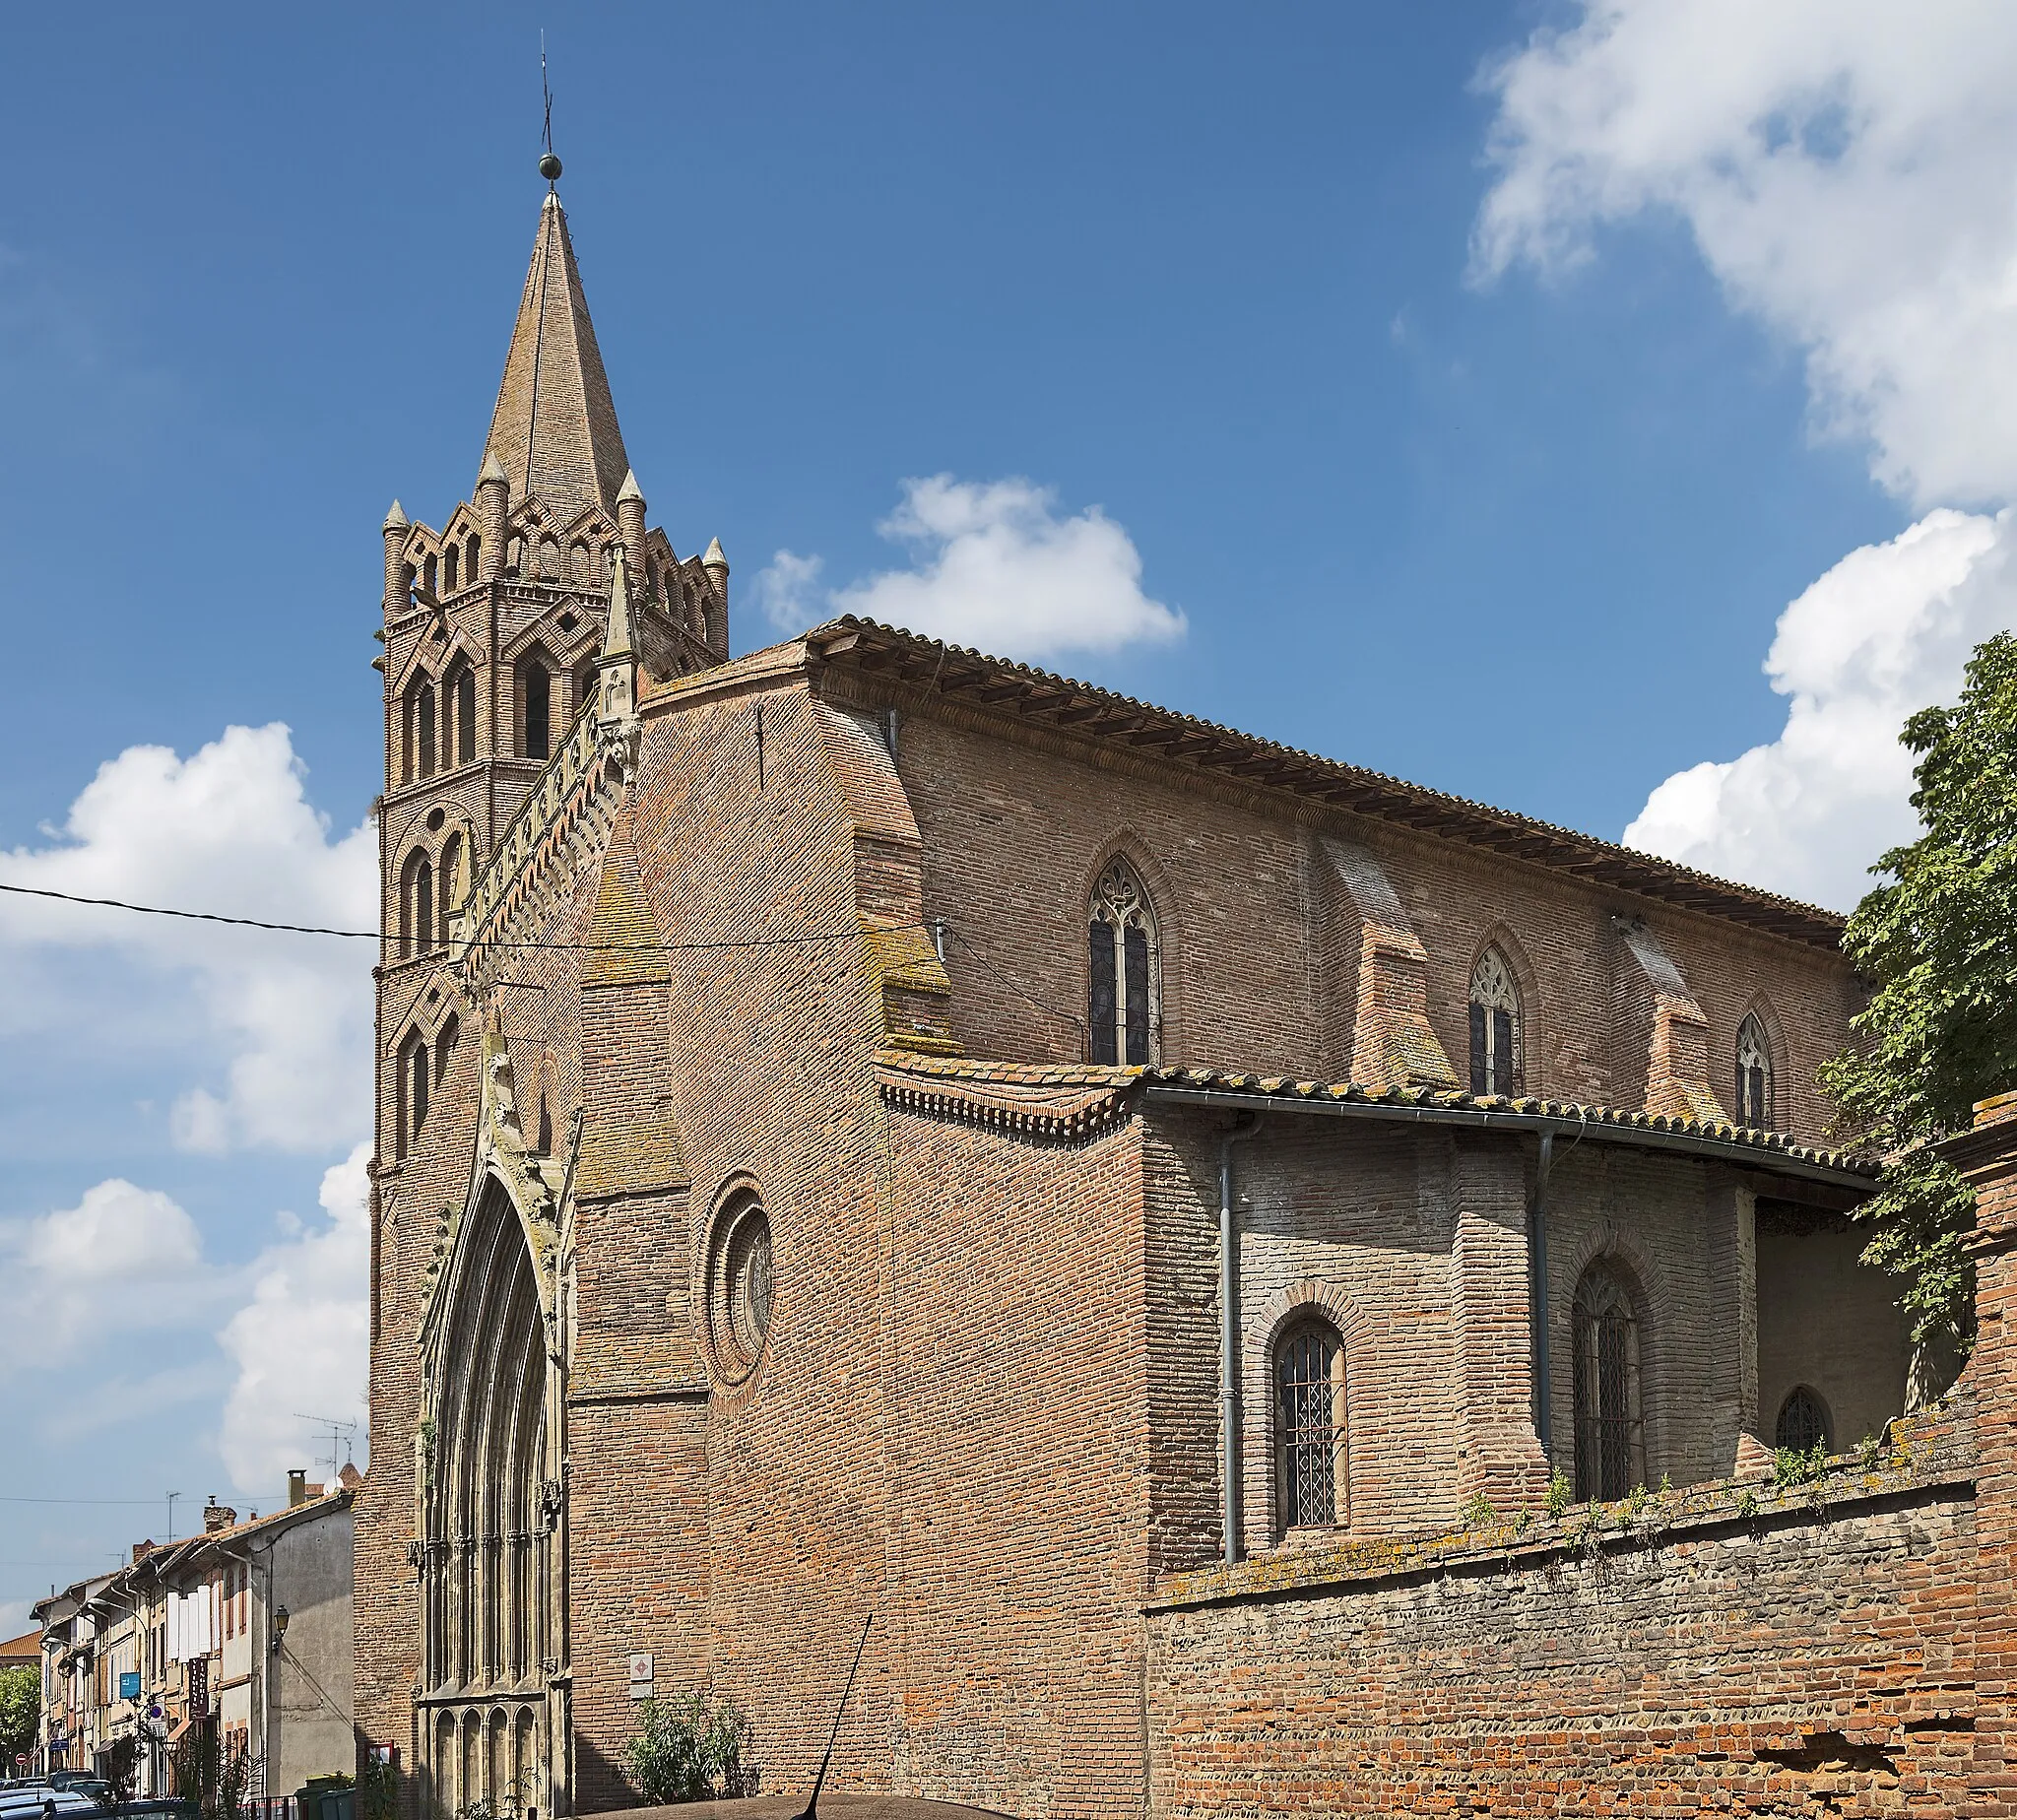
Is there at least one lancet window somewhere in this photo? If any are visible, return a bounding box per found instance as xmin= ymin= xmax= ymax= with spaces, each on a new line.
xmin=443 ymin=545 xmax=459 ymax=594
xmin=418 ymin=682 xmax=437 ymax=781
xmin=1468 ymin=946 xmax=1521 ymax=1097
xmin=1275 ymin=1318 xmax=1345 ymax=1529
xmin=397 ymin=1032 xmax=428 ymax=1156
xmin=1088 ymin=857 xmax=1159 ymax=1067
xmin=1572 ymin=1262 xmax=1645 ymax=1502
xmin=1736 ymin=1013 xmax=1773 ymax=1128
xmin=451 ymin=665 xmax=477 ymax=765
xmin=519 ymin=654 xmax=553 ymax=761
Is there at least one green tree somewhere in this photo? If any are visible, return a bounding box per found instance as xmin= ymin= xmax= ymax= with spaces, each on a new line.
xmin=624 ymin=1692 xmax=754 ymax=1803
xmin=1821 ymin=629 xmax=2017 ymax=1359
xmin=0 ymin=1662 xmax=38 ymax=1770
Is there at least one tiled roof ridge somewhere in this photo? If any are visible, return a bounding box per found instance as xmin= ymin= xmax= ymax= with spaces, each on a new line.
xmin=809 ymin=618 xmax=1848 ymax=948
xmin=874 ymin=1051 xmax=1876 ymax=1174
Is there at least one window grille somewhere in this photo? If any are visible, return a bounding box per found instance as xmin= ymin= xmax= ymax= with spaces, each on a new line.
xmin=1275 ymin=1320 xmax=1344 ymax=1528
xmin=1775 ymin=1385 xmax=1830 ymax=1454
xmin=1572 ymin=1264 xmax=1643 ymax=1502
xmin=1468 ymin=946 xmax=1520 ymax=1096
xmin=1088 ymin=858 xmax=1159 ymax=1066
xmin=1736 ymin=1013 xmax=1772 ymax=1128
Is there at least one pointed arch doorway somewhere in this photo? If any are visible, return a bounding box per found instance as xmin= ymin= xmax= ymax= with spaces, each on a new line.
xmin=419 ymin=1176 xmax=567 ymax=1819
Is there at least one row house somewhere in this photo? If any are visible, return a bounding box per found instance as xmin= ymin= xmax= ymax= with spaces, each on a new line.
xmin=33 ymin=1477 xmax=356 ymax=1805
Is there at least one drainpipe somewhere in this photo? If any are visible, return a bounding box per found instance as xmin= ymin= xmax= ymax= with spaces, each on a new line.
xmin=1219 ymin=1113 xmax=1263 ymax=1564
xmin=1529 ymin=1128 xmax=1553 ymax=1449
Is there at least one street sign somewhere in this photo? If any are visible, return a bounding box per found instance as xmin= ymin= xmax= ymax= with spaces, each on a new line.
xmin=119 ymin=1671 xmax=141 ymax=1701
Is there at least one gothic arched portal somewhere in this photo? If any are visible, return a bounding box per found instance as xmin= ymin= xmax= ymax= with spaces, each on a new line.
xmin=422 ymin=1179 xmax=557 ymax=1819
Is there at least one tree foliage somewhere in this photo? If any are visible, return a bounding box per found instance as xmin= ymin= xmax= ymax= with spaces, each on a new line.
xmin=624 ymin=1692 xmax=754 ymax=1803
xmin=1821 ymin=630 xmax=2017 ymax=1356
xmin=0 ymin=1663 xmax=37 ymax=1770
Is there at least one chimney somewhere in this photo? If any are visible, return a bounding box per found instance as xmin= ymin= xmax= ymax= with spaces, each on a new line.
xmin=288 ymin=1470 xmax=307 ymax=1509
xmin=203 ymin=1501 xmax=235 ymax=1533
xmin=130 ymin=1542 xmax=155 ymax=1565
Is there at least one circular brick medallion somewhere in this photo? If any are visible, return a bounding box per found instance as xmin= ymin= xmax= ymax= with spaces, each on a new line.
xmin=705 ymin=1192 xmax=773 ymax=1383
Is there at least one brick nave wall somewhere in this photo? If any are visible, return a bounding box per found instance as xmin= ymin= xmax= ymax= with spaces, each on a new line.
xmin=877 ymin=1104 xmax=1152 ymax=1818
xmin=879 ymin=696 xmax=1856 ymax=1144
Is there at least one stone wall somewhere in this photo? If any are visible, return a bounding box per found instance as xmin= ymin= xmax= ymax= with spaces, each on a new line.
xmin=1145 ymin=1415 xmax=1978 ymax=1816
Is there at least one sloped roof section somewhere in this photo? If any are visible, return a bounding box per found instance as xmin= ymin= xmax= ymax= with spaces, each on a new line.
xmin=808 ymin=618 xmax=1848 ymax=950
xmin=485 ymin=192 xmax=630 ymax=522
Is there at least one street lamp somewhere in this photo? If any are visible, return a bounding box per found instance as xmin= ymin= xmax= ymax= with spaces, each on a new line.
xmin=269 ymin=1606 xmax=289 ymax=1658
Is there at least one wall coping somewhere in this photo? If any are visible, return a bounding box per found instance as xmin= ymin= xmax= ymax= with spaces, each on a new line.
xmin=1146 ymin=1397 xmax=1974 ymax=1613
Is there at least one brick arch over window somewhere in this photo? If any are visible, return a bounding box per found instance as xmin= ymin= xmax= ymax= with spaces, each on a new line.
xmin=1464 ymin=923 xmax=1540 ymax=1097
xmin=1246 ymin=1280 xmax=1370 ymax=1541
xmin=399 ymin=847 xmax=436 ymax=957
xmin=1081 ymin=835 xmax=1178 ymax=1066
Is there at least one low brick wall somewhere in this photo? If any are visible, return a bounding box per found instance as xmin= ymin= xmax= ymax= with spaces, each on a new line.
xmin=1144 ymin=1404 xmax=1976 ymax=1816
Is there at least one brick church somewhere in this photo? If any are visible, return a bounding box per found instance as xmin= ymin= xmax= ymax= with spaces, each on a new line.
xmin=357 ymin=169 xmax=1995 ymax=1816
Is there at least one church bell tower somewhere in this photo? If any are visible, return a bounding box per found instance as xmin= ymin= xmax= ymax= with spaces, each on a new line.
xmin=373 ymin=160 xmax=730 ymax=1002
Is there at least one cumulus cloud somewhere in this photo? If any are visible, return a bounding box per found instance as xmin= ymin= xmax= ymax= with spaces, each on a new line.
xmin=1623 ymin=509 xmax=2014 ymax=908
xmin=217 ymin=1143 xmax=371 ymax=1490
xmin=1476 ymin=1 xmax=2017 ymax=900
xmin=0 ymin=1148 xmax=372 ymax=1493
xmin=0 ymin=723 xmax=376 ymax=1152
xmin=755 ymin=475 xmax=1185 ymax=663
xmin=0 ymin=1179 xmax=217 ymax=1367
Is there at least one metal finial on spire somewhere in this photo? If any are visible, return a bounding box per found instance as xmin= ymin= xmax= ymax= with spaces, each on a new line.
xmin=538 ymin=32 xmax=562 ymax=185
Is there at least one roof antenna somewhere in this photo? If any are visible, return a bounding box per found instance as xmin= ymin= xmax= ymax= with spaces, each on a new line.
xmin=794 ymin=1613 xmax=873 ymax=1820
xmin=538 ymin=31 xmax=562 ymax=187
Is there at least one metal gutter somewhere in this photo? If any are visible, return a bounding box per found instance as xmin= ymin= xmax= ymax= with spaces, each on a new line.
xmin=1141 ymin=1084 xmax=1874 ymax=1193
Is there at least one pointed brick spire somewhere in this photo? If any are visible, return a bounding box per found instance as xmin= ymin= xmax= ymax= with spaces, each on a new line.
xmin=484 ymin=193 xmax=629 ymax=524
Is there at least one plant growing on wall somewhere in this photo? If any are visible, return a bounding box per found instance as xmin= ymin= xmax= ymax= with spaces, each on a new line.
xmin=1822 ymin=629 xmax=2017 ymax=1363
xmin=624 ymin=1692 xmax=755 ymax=1802
xmin=0 ymin=1664 xmax=37 ymax=1773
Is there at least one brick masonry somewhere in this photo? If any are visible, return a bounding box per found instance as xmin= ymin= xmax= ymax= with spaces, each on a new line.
xmin=358 ymin=180 xmax=1973 ymax=1820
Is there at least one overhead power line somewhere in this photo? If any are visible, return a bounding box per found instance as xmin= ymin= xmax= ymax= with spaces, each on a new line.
xmin=0 ymin=881 xmax=928 ymax=955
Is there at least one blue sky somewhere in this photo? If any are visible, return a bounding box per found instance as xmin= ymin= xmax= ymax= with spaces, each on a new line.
xmin=5 ymin=2 xmax=2015 ymax=1623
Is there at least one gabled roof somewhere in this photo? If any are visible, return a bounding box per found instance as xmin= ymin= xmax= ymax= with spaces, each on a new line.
xmin=806 ymin=618 xmax=1848 ymax=950
xmin=483 ymin=193 xmax=630 ymax=523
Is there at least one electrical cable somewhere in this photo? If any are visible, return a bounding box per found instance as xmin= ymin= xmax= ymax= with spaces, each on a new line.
xmin=0 ymin=880 xmax=926 ymax=955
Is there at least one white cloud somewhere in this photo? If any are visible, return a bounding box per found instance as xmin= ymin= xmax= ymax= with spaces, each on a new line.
xmin=0 ymin=1179 xmax=216 ymax=1366
xmin=0 ymin=723 xmax=376 ymax=1153
xmin=756 ymin=475 xmax=1185 ymax=663
xmin=1476 ymin=2 xmax=2017 ymax=899
xmin=1624 ymin=509 xmax=2013 ymax=908
xmin=0 ymin=1148 xmax=372 ymax=1494
xmin=217 ymin=1143 xmax=371 ymax=1491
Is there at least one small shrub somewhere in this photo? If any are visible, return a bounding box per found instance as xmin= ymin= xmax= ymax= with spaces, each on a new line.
xmin=1773 ymin=1442 xmax=1829 ymax=1488
xmin=1543 ymin=1471 xmax=1572 ymax=1519
xmin=1857 ymin=1434 xmax=1882 ymax=1471
xmin=626 ymin=1691 xmax=755 ymax=1803
xmin=1736 ymin=1487 xmax=1760 ymax=1519
xmin=1623 ymin=1483 xmax=1650 ymax=1525
xmin=1459 ymin=1490 xmax=1496 ymax=1529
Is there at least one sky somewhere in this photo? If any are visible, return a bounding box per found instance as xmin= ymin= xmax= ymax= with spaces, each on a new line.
xmin=4 ymin=0 xmax=2017 ymax=1628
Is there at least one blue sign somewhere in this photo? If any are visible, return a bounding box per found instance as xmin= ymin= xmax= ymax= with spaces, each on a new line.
xmin=118 ymin=1671 xmax=140 ymax=1701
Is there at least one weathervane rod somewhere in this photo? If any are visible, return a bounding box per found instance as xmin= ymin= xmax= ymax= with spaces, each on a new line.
xmin=539 ymin=31 xmax=562 ymax=187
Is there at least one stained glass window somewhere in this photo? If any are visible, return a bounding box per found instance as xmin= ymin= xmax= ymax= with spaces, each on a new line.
xmin=1736 ymin=1013 xmax=1773 ymax=1128
xmin=1573 ymin=1263 xmax=1644 ymax=1502
xmin=1088 ymin=858 xmax=1159 ymax=1066
xmin=1469 ymin=947 xmax=1520 ymax=1096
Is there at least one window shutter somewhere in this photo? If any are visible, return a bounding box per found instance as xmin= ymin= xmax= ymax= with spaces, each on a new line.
xmin=1468 ymin=1003 xmax=1487 ymax=1096
xmin=1088 ymin=920 xmax=1118 ymax=1065
xmin=1493 ymin=1008 xmax=1515 ymax=1094
xmin=1124 ymin=923 xmax=1151 ymax=1065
